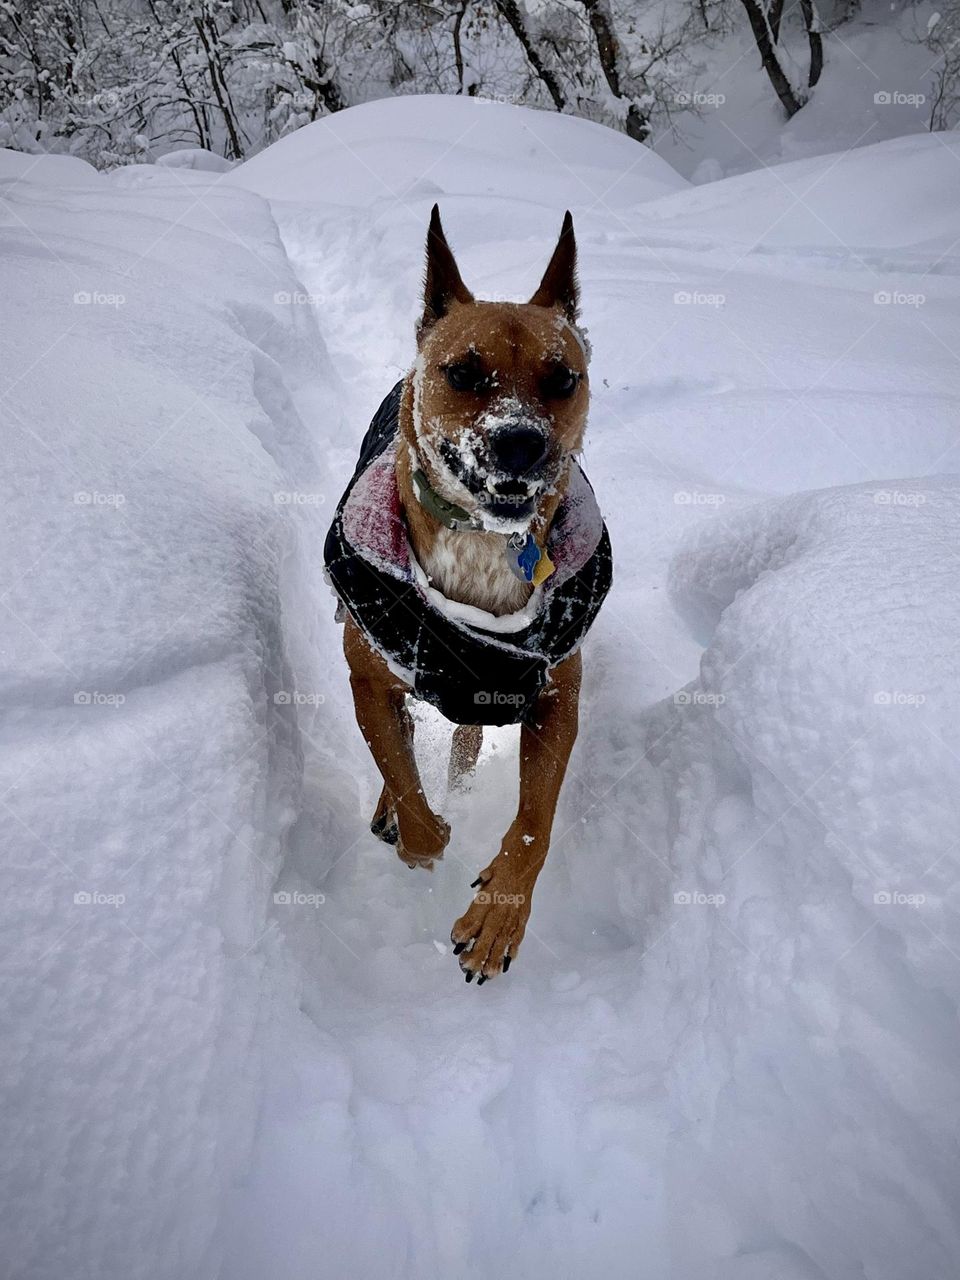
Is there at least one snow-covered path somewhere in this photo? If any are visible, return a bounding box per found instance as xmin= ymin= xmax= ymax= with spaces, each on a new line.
xmin=4 ymin=98 xmax=960 ymax=1280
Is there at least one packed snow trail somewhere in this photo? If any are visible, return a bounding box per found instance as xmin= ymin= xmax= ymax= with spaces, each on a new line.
xmin=3 ymin=97 xmax=960 ymax=1280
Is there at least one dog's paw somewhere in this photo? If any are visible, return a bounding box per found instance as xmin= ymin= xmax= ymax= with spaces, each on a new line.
xmin=450 ymin=867 xmax=530 ymax=983
xmin=370 ymin=787 xmax=398 ymax=845
xmin=370 ymin=809 xmax=399 ymax=845
xmin=396 ymin=810 xmax=450 ymax=872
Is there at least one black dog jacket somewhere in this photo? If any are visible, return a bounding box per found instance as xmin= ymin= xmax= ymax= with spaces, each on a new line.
xmin=324 ymin=383 xmax=612 ymax=726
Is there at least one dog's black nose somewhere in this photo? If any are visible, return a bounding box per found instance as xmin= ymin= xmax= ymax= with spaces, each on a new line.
xmin=489 ymin=424 xmax=548 ymax=476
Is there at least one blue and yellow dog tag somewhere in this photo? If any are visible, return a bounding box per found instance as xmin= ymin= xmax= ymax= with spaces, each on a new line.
xmin=506 ymin=533 xmax=555 ymax=585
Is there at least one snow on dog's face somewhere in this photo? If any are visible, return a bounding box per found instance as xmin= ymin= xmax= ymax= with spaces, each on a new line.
xmin=410 ymin=206 xmax=589 ymax=533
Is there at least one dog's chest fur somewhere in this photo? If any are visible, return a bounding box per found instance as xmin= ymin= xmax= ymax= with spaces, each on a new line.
xmin=419 ymin=526 xmax=533 ymax=615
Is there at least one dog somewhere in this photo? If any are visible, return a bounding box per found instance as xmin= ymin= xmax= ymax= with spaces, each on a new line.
xmin=325 ymin=206 xmax=611 ymax=984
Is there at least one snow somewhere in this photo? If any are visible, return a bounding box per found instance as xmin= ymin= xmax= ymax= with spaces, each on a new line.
xmin=652 ymin=1 xmax=943 ymax=181
xmin=4 ymin=92 xmax=960 ymax=1279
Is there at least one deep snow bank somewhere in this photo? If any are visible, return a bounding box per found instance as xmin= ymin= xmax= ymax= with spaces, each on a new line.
xmin=0 ymin=155 xmax=330 ymax=1278
xmin=233 ymin=93 xmax=688 ymax=210
xmin=655 ymin=477 xmax=960 ymax=1277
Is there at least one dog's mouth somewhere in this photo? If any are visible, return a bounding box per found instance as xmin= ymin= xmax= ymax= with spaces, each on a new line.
xmin=437 ymin=437 xmax=558 ymax=525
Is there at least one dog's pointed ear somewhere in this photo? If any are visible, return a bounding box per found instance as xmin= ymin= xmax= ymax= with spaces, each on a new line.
xmin=529 ymin=211 xmax=578 ymax=323
xmin=419 ymin=204 xmax=473 ymax=341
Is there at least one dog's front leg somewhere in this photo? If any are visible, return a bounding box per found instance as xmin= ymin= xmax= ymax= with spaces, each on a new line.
xmin=451 ymin=650 xmax=581 ymax=982
xmin=344 ymin=617 xmax=450 ymax=869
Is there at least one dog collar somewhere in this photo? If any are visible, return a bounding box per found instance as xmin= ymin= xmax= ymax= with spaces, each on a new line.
xmin=411 ymin=467 xmax=481 ymax=531
xmin=411 ymin=467 xmax=554 ymax=584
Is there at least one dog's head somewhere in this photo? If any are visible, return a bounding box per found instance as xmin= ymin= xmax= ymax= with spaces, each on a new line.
xmin=408 ymin=205 xmax=589 ymax=532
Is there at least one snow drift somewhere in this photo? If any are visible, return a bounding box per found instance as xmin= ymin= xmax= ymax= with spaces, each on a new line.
xmin=0 ymin=152 xmax=332 ymax=1278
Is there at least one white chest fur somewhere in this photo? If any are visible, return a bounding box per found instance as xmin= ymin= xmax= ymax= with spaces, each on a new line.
xmin=418 ymin=526 xmax=533 ymax=615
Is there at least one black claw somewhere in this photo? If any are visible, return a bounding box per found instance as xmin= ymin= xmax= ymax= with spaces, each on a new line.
xmin=465 ymin=970 xmax=474 ymax=983
xmin=470 ymin=877 xmax=482 ymax=888
xmin=502 ymin=955 xmax=511 ymax=972
xmin=477 ymin=974 xmax=487 ymax=986
xmin=452 ymin=941 xmax=467 ymax=955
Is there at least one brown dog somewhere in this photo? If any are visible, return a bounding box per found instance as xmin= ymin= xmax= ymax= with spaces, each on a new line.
xmin=334 ymin=207 xmax=607 ymax=984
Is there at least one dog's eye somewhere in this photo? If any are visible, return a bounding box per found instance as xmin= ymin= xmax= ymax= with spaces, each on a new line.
xmin=445 ymin=362 xmax=488 ymax=393
xmin=542 ymin=366 xmax=579 ymax=399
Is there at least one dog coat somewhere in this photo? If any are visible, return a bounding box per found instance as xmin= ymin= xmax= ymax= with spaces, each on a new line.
xmin=324 ymin=382 xmax=612 ymax=727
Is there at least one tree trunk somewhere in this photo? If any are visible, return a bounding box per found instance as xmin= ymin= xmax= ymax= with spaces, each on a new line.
xmin=800 ymin=0 xmax=824 ymax=88
xmin=578 ymin=0 xmax=649 ymax=142
xmin=453 ymin=0 xmax=467 ymax=93
xmin=194 ymin=14 xmax=244 ymax=158
xmin=739 ymin=0 xmax=804 ymax=117
xmin=493 ymin=0 xmax=567 ymax=112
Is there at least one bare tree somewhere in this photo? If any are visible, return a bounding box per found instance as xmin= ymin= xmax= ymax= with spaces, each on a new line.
xmin=577 ymin=0 xmax=649 ymax=141
xmin=742 ymin=0 xmax=808 ymax=117
xmin=492 ymin=0 xmax=567 ymax=111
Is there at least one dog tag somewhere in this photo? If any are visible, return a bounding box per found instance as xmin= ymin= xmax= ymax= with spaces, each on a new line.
xmin=506 ymin=533 xmax=542 ymax=582
xmin=531 ymin=547 xmax=555 ymax=586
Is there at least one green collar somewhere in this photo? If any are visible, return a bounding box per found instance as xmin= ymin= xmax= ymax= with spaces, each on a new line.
xmin=411 ymin=468 xmax=482 ymax=531
xmin=410 ymin=465 xmax=554 ymax=585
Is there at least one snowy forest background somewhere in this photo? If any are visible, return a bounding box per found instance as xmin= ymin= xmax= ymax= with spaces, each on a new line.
xmin=2 ymin=0 xmax=959 ymax=177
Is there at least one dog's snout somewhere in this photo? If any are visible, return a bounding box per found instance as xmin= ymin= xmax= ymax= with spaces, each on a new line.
xmin=489 ymin=424 xmax=548 ymax=476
